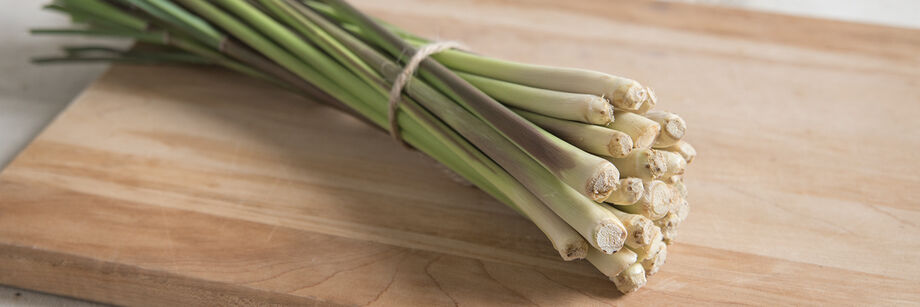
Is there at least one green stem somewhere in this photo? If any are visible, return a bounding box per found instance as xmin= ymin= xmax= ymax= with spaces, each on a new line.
xmin=279 ymin=0 xmax=591 ymax=259
xmin=305 ymin=3 xmax=625 ymax=253
xmin=324 ymin=0 xmax=620 ymax=203
xmin=457 ymin=72 xmax=613 ymax=126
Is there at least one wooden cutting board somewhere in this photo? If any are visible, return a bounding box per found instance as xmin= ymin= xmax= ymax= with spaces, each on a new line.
xmin=2 ymin=0 xmax=919 ymax=305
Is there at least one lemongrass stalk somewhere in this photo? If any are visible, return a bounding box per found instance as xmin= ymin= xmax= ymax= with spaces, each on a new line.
xmin=665 ymin=174 xmax=681 ymax=184
xmin=30 ymin=55 xmax=205 ymax=64
xmin=516 ymin=109 xmax=632 ymax=158
xmin=674 ymin=198 xmax=690 ymax=222
xmin=614 ymin=263 xmax=648 ymax=293
xmin=638 ymin=242 xmax=667 ymax=276
xmin=665 ymin=184 xmax=681 ymax=213
xmin=601 ymin=204 xmax=660 ymax=250
xmin=325 ymin=0 xmax=621 ymax=202
xmin=667 ymin=178 xmax=689 ymax=223
xmin=656 ymin=212 xmax=681 ymax=244
xmin=645 ymin=111 xmax=686 ymax=148
xmin=615 ymin=180 xmax=671 ymax=220
xmin=660 ymin=150 xmax=687 ymax=178
xmin=586 ymin=247 xmax=637 ymax=279
xmin=671 ymin=178 xmax=688 ymax=199
xmin=457 ymin=72 xmax=613 ymax=125
xmin=629 ymin=231 xmax=664 ymax=260
xmin=664 ymin=140 xmax=697 ymax=164
xmin=144 ymin=0 xmax=225 ymax=45
xmin=608 ymin=149 xmax=667 ymax=180
xmin=605 ymin=177 xmax=644 ymax=205
xmin=636 ymin=87 xmax=657 ymax=114
xmin=56 ymin=0 xmax=149 ymax=31
xmin=29 ymin=27 xmax=168 ymax=42
xmin=274 ymin=2 xmax=604 ymax=260
xmin=44 ymin=2 xmax=145 ymax=30
xmin=607 ymin=112 xmax=660 ymax=149
xmin=402 ymin=43 xmax=648 ymax=110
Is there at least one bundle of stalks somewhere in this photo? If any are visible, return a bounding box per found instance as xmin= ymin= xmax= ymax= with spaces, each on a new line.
xmin=34 ymin=0 xmax=697 ymax=293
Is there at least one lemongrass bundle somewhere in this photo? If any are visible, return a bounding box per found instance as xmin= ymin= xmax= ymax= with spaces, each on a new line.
xmin=34 ymin=0 xmax=697 ymax=294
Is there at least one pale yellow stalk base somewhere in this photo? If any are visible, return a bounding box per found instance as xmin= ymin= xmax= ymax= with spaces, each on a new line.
xmin=518 ymin=109 xmax=632 ymax=158
xmin=631 ymin=232 xmax=664 ymax=260
xmin=594 ymin=219 xmax=628 ymax=254
xmin=664 ymin=140 xmax=696 ymax=164
xmin=582 ymin=162 xmax=620 ymax=202
xmin=608 ymin=149 xmax=667 ymax=180
xmin=646 ymin=111 xmax=686 ymax=148
xmin=640 ymin=243 xmax=667 ymax=276
xmin=656 ymin=211 xmax=681 ymax=244
xmin=670 ymin=178 xmax=688 ymax=199
xmin=635 ymin=87 xmax=657 ymax=114
xmin=660 ymin=150 xmax=687 ymax=179
xmin=612 ymin=82 xmax=648 ymax=111
xmin=605 ymin=177 xmax=644 ymax=205
xmin=586 ymin=246 xmax=637 ymax=278
xmin=602 ymin=204 xmax=659 ymax=249
xmin=617 ymin=180 xmax=671 ymax=219
xmin=607 ymin=112 xmax=660 ymax=149
xmin=613 ymin=263 xmax=648 ymax=293
xmin=674 ymin=198 xmax=690 ymax=222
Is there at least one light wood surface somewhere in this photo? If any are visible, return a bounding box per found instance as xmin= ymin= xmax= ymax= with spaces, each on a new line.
xmin=2 ymin=0 xmax=919 ymax=305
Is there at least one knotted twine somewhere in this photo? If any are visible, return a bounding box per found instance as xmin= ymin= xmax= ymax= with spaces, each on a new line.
xmin=387 ymin=41 xmax=466 ymax=146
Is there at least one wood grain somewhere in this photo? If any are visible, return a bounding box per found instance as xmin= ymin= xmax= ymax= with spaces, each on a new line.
xmin=2 ymin=0 xmax=919 ymax=305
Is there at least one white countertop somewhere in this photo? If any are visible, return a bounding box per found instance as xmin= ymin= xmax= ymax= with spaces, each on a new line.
xmin=1 ymin=0 xmax=916 ymax=306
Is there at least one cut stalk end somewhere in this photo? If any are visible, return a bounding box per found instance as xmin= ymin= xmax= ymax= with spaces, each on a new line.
xmin=608 ymin=112 xmax=660 ymax=149
xmin=643 ymin=180 xmax=673 ymax=219
xmin=594 ymin=219 xmax=628 ymax=254
xmin=665 ymin=140 xmax=696 ymax=164
xmin=619 ymin=84 xmax=648 ymax=111
xmin=585 ymin=162 xmax=620 ymax=202
xmin=609 ymin=149 xmax=667 ymax=181
xmin=606 ymin=177 xmax=644 ymax=205
xmin=631 ymin=231 xmax=664 ymax=260
xmin=613 ymin=263 xmax=648 ymax=293
xmin=675 ymin=198 xmax=690 ymax=222
xmin=606 ymin=131 xmax=634 ymax=158
xmin=559 ymin=239 xmax=589 ymax=261
xmin=624 ymin=214 xmax=658 ymax=249
xmin=671 ymin=178 xmax=688 ymax=199
xmin=660 ymin=150 xmax=687 ymax=178
xmin=636 ymin=87 xmax=658 ymax=114
xmin=640 ymin=242 xmax=667 ymax=276
xmin=617 ymin=180 xmax=671 ymax=219
xmin=600 ymin=204 xmax=659 ymax=250
xmin=656 ymin=212 xmax=681 ymax=244
xmin=587 ymin=95 xmax=615 ymax=125
xmin=646 ymin=111 xmax=686 ymax=148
